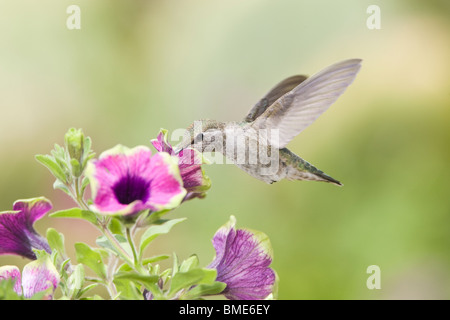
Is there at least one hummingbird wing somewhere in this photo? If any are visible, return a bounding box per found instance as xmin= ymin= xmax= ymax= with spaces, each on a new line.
xmin=244 ymin=75 xmax=308 ymax=122
xmin=250 ymin=59 xmax=362 ymax=149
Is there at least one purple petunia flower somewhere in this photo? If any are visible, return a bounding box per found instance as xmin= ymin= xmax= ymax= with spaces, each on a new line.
xmin=151 ymin=129 xmax=211 ymax=201
xmin=208 ymin=216 xmax=277 ymax=300
xmin=85 ymin=145 xmax=187 ymax=216
xmin=0 ymin=198 xmax=52 ymax=260
xmin=0 ymin=256 xmax=60 ymax=299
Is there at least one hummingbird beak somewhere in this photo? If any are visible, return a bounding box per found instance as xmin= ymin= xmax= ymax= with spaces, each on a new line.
xmin=173 ymin=142 xmax=188 ymax=155
xmin=174 ymin=134 xmax=194 ymax=154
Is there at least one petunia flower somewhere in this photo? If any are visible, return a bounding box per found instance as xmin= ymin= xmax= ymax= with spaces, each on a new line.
xmin=0 ymin=255 xmax=60 ymax=299
xmin=151 ymin=129 xmax=211 ymax=201
xmin=207 ymin=216 xmax=277 ymax=300
xmin=85 ymin=145 xmax=186 ymax=216
xmin=0 ymin=265 xmax=22 ymax=295
xmin=0 ymin=197 xmax=52 ymax=260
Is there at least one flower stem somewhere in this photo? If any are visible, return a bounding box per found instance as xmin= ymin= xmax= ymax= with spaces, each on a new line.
xmin=126 ymin=227 xmax=139 ymax=266
xmin=69 ymin=176 xmax=141 ymax=296
xmin=70 ymin=177 xmax=134 ymax=267
xmin=99 ymin=221 xmax=135 ymax=268
xmin=105 ymin=255 xmax=119 ymax=299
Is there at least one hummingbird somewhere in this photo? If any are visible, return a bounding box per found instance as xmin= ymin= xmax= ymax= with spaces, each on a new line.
xmin=175 ymin=59 xmax=362 ymax=186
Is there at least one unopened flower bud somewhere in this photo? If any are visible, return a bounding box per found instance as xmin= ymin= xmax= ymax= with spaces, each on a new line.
xmin=64 ymin=128 xmax=85 ymax=177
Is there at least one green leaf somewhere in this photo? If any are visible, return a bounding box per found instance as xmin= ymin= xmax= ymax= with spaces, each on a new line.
xmin=142 ymin=255 xmax=170 ymax=265
xmin=183 ymin=281 xmax=227 ymax=300
xmin=114 ymin=272 xmax=161 ymax=299
xmin=143 ymin=209 xmax=170 ymax=225
xmin=96 ymin=234 xmax=132 ymax=259
xmin=67 ymin=264 xmax=85 ymax=298
xmin=114 ymin=272 xmax=159 ymax=288
xmin=29 ymin=290 xmax=49 ymax=300
xmin=50 ymin=208 xmax=98 ymax=225
xmin=60 ymin=258 xmax=71 ymax=273
xmin=0 ymin=278 xmax=22 ymax=300
xmin=159 ymin=268 xmax=172 ymax=286
xmin=84 ymin=136 xmax=92 ymax=155
xmin=179 ymin=255 xmax=199 ymax=273
xmin=75 ymin=243 xmax=107 ymax=279
xmin=197 ymin=268 xmax=217 ymax=284
xmin=81 ymin=176 xmax=90 ymax=194
xmin=113 ymin=279 xmax=143 ymax=300
xmin=116 ymin=262 xmax=133 ymax=273
xmin=35 ymin=154 xmax=68 ymax=182
xmin=53 ymin=179 xmax=72 ymax=196
xmin=108 ymin=218 xmax=124 ymax=236
xmin=80 ymin=294 xmax=104 ymax=300
xmin=46 ymin=228 xmax=65 ymax=256
xmin=76 ymin=283 xmax=99 ymax=299
xmin=32 ymin=248 xmax=51 ymax=260
xmin=139 ymin=218 xmax=186 ymax=255
xmin=172 ymin=253 xmax=179 ymax=276
xmin=168 ymin=268 xmax=216 ymax=298
xmin=52 ymin=143 xmax=67 ymax=161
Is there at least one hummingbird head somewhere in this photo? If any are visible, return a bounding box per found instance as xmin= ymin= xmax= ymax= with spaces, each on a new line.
xmin=174 ymin=119 xmax=225 ymax=154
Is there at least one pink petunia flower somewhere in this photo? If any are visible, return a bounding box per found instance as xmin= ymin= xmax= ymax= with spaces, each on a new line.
xmin=85 ymin=145 xmax=186 ymax=216
xmin=0 ymin=256 xmax=59 ymax=299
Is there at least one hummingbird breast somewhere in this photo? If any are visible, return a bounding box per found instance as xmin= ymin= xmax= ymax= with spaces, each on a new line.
xmin=219 ymin=123 xmax=288 ymax=183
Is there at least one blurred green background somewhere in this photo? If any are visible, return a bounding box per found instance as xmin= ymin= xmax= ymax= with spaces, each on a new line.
xmin=1 ymin=0 xmax=450 ymax=299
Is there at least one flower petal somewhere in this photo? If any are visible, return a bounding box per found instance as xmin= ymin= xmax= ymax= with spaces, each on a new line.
xmin=152 ymin=129 xmax=211 ymax=200
xmin=145 ymin=152 xmax=186 ymax=211
xmin=0 ymin=197 xmax=52 ymax=260
xmin=151 ymin=129 xmax=173 ymax=154
xmin=21 ymin=256 xmax=59 ymax=299
xmin=208 ymin=216 xmax=276 ymax=300
xmin=86 ymin=144 xmax=186 ymax=216
xmin=86 ymin=145 xmax=150 ymax=215
xmin=178 ymin=148 xmax=211 ymax=199
xmin=0 ymin=265 xmax=22 ymax=295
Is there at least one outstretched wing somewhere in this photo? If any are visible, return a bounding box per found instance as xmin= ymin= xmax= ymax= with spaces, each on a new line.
xmin=250 ymin=59 xmax=362 ymax=149
xmin=244 ymin=75 xmax=307 ymax=122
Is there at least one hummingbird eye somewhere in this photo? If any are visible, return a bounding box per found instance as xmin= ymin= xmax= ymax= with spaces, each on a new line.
xmin=193 ymin=133 xmax=204 ymax=143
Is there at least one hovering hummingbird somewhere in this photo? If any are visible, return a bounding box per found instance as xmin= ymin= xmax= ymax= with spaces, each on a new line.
xmin=175 ymin=59 xmax=362 ymax=186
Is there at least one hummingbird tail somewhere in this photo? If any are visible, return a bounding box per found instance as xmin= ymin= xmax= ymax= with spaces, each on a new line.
xmin=282 ymin=149 xmax=343 ymax=186
xmin=287 ymin=168 xmax=342 ymax=186
xmin=311 ymin=171 xmax=342 ymax=186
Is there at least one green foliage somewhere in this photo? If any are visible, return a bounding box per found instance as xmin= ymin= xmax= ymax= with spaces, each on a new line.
xmin=75 ymin=243 xmax=107 ymax=280
xmin=66 ymin=264 xmax=86 ymax=299
xmin=96 ymin=234 xmax=133 ymax=260
xmin=64 ymin=128 xmax=96 ymax=178
xmin=50 ymin=208 xmax=98 ymax=225
xmin=46 ymin=228 xmax=66 ymax=257
xmin=139 ymin=218 xmax=186 ymax=257
xmin=0 ymin=279 xmax=22 ymax=300
xmin=35 ymin=153 xmax=69 ymax=184
xmin=36 ymin=128 xmax=94 ymax=202
xmin=166 ymin=256 xmax=225 ymax=300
